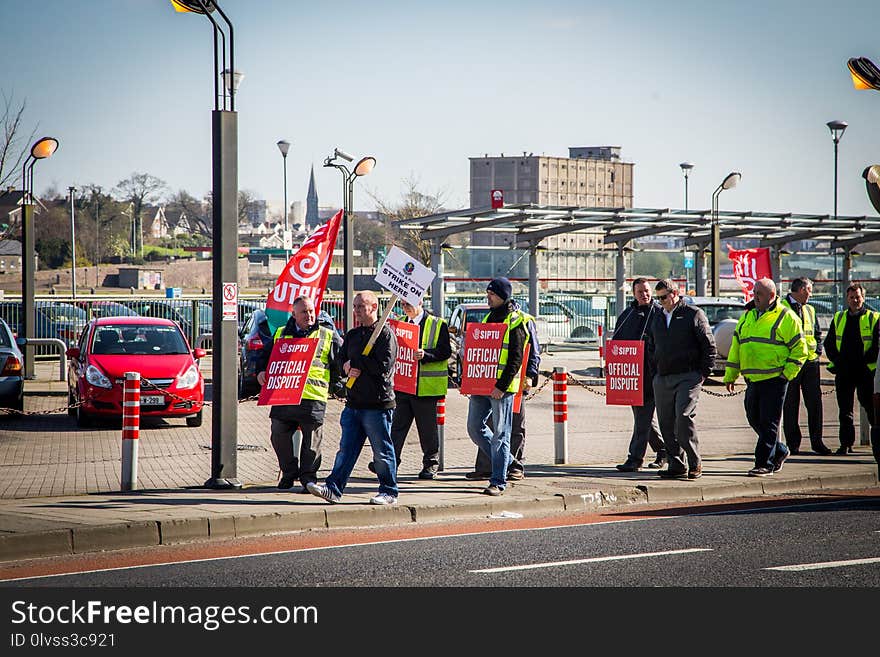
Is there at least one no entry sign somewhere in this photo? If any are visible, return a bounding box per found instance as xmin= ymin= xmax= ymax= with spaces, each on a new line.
xmin=604 ymin=339 xmax=645 ymax=406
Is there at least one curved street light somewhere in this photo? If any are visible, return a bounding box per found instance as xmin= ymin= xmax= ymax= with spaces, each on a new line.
xmin=20 ymin=137 xmax=59 ymax=377
xmin=710 ymin=171 xmax=741 ymax=295
xmin=323 ymin=149 xmax=377 ymax=331
xmin=277 ymin=139 xmax=291 ymax=258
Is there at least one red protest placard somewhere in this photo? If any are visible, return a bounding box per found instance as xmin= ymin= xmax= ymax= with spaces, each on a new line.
xmin=390 ymin=319 xmax=419 ymax=395
xmin=604 ymin=339 xmax=644 ymax=406
xmin=460 ymin=322 xmax=506 ymax=395
xmin=513 ymin=343 xmax=530 ymax=413
xmin=257 ymin=337 xmax=319 ymax=406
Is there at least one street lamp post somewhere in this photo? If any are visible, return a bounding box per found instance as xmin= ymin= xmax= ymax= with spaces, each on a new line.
xmin=276 ymin=139 xmax=291 ymax=260
xmin=20 ymin=137 xmax=59 ymax=378
xmin=172 ymin=0 xmax=242 ymax=490
xmin=323 ymin=149 xmax=376 ymax=331
xmin=68 ymin=186 xmax=77 ymax=300
xmin=710 ymin=172 xmax=742 ymax=296
xmin=679 ymin=162 xmax=694 ymax=293
xmin=827 ymin=120 xmax=848 ymax=310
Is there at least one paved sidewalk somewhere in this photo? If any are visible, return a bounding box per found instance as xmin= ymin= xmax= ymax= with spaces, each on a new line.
xmin=2 ymin=350 xmax=877 ymax=563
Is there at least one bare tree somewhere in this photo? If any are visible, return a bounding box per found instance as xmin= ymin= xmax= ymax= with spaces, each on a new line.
xmin=0 ymin=91 xmax=37 ymax=190
xmin=113 ymin=172 xmax=168 ymax=258
xmin=367 ymin=176 xmax=448 ymax=266
xmin=167 ymin=189 xmax=211 ymax=236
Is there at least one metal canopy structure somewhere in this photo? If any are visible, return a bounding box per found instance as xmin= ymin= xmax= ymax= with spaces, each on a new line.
xmin=395 ymin=204 xmax=880 ymax=317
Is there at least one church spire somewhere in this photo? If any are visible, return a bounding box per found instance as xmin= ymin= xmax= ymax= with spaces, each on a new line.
xmin=305 ymin=164 xmax=319 ymax=229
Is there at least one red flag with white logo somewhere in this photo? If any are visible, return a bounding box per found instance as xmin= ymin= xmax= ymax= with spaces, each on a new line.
xmin=727 ymin=245 xmax=772 ymax=302
xmin=265 ymin=209 xmax=343 ymax=334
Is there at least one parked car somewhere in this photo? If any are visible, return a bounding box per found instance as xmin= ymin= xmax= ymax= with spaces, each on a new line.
xmin=0 ymin=300 xmax=88 ymax=346
xmin=66 ymin=317 xmax=206 ymax=427
xmin=519 ymin=298 xmax=597 ymax=341
xmin=683 ymin=296 xmax=746 ymax=374
xmin=0 ymin=318 xmax=24 ymax=412
xmin=122 ymin=299 xmax=212 ymax=339
xmin=237 ymin=309 xmax=271 ymax=397
xmin=75 ymin=300 xmax=140 ymax=319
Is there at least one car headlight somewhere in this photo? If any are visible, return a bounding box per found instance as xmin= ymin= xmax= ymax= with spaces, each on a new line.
xmin=177 ymin=364 xmax=200 ymax=390
xmin=85 ymin=364 xmax=112 ymax=389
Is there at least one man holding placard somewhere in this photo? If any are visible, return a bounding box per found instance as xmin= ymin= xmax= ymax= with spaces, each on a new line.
xmin=465 ymin=277 xmax=528 ymax=496
xmin=308 ymin=291 xmax=399 ymax=505
xmin=256 ymin=295 xmax=342 ymax=491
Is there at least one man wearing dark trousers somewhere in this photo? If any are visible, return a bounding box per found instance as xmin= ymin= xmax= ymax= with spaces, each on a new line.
xmin=781 ymin=277 xmax=831 ymax=455
xmin=824 ymin=282 xmax=880 ymax=455
xmin=382 ymin=299 xmax=451 ymax=479
xmin=256 ymin=295 xmax=342 ymax=491
xmin=645 ymin=279 xmax=716 ymax=480
xmin=613 ymin=277 xmax=668 ymax=472
xmin=724 ymin=279 xmax=807 ymax=477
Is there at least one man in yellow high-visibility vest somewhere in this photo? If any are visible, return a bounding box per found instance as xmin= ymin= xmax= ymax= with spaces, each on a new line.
xmin=724 ymin=279 xmax=807 ymax=477
xmin=824 ymin=282 xmax=880 ymax=455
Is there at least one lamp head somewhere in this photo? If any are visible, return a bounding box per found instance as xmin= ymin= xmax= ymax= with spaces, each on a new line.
xmin=827 ymin=120 xmax=848 ymax=141
xmin=679 ymin=161 xmax=694 ymax=173
xmin=277 ymin=140 xmax=291 ymax=157
xmin=170 ymin=0 xmax=216 ymax=13
xmin=847 ymin=57 xmax=880 ymax=91
xmin=221 ymin=69 xmax=244 ymax=93
xmin=354 ymin=156 xmax=376 ymax=177
xmin=721 ymin=172 xmax=741 ymax=190
xmin=30 ymin=137 xmax=59 ymax=160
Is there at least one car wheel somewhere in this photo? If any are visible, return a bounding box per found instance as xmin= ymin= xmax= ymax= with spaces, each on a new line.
xmin=186 ymin=410 xmax=203 ymax=427
xmin=571 ymin=325 xmax=595 ymax=339
xmin=454 ymin=356 xmax=463 ymax=387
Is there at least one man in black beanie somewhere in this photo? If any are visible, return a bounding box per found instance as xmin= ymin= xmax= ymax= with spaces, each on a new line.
xmin=465 ymin=276 xmax=528 ymax=496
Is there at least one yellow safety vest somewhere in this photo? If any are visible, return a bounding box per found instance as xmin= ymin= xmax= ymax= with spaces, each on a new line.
xmin=483 ymin=309 xmax=529 ymax=393
xmin=780 ymin=298 xmax=818 ymax=361
xmin=829 ymin=309 xmax=880 ymax=373
xmin=397 ymin=313 xmax=449 ymax=397
xmin=723 ymin=301 xmax=807 ymax=383
xmin=273 ymin=325 xmax=334 ymax=401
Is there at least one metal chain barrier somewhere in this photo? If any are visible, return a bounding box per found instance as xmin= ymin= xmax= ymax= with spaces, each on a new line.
xmin=565 ymin=372 xmax=606 ymax=396
xmin=523 ymin=372 xmax=553 ymax=401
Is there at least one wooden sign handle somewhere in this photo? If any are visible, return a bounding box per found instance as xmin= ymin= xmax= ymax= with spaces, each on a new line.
xmin=345 ymin=295 xmax=399 ymax=389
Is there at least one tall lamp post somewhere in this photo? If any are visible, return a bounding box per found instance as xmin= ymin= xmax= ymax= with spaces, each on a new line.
xmin=172 ymin=0 xmax=242 ymax=489
xmin=20 ymin=137 xmax=59 ymax=378
xmin=68 ymin=186 xmax=77 ymax=300
xmin=710 ymin=171 xmax=741 ymax=296
xmin=276 ymin=139 xmax=291 ymax=260
xmin=827 ymin=120 xmax=847 ymax=310
xmin=323 ymin=149 xmax=376 ymax=331
xmin=679 ymin=161 xmax=694 ymax=212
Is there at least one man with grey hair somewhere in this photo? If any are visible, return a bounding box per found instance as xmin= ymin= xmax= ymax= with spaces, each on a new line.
xmin=781 ymin=277 xmax=831 ymax=455
xmin=724 ymin=278 xmax=807 ymax=476
xmin=645 ymin=278 xmax=716 ymax=480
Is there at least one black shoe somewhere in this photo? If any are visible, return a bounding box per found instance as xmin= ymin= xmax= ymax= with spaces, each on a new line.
xmin=811 ymin=443 xmax=833 ymax=456
xmin=507 ymin=469 xmax=525 ymax=481
xmin=647 ymin=452 xmax=668 ymax=469
xmin=418 ymin=468 xmax=438 ymax=480
xmin=277 ymin=475 xmax=296 ymax=490
xmin=367 ymin=461 xmax=377 ymax=474
xmin=834 ymin=446 xmax=852 ymax=456
xmin=658 ymin=468 xmax=688 ymax=480
xmin=616 ymin=461 xmax=643 ymax=472
xmin=465 ymin=471 xmax=490 ymax=481
xmin=788 ymin=447 xmax=800 ymax=456
xmin=772 ymin=447 xmax=790 ymax=473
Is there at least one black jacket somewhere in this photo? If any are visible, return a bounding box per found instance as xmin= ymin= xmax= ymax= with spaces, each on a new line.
xmin=646 ymin=300 xmax=716 ymax=378
xmin=341 ymin=321 xmax=397 ymax=409
xmin=485 ymin=300 xmax=527 ymax=393
xmin=613 ymin=299 xmax=660 ymax=379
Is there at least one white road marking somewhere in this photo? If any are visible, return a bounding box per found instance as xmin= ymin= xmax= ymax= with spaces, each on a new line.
xmin=765 ymin=556 xmax=880 ymax=572
xmin=469 ymin=548 xmax=713 ymax=574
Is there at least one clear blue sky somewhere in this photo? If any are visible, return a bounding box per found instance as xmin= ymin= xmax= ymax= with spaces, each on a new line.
xmin=3 ymin=0 xmax=880 ymax=218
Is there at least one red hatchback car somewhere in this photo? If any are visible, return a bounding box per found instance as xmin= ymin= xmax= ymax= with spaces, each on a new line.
xmin=66 ymin=317 xmax=206 ymax=427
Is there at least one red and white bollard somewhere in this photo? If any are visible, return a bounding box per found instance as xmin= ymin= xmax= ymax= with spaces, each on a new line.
xmin=121 ymin=372 xmax=140 ymax=491
xmin=552 ymin=367 xmax=568 ymax=464
xmin=436 ymin=397 xmax=446 ymax=471
xmin=597 ymin=324 xmax=605 ymax=376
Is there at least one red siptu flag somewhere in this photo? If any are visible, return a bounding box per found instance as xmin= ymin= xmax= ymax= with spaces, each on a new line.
xmin=727 ymin=245 xmax=772 ymax=302
xmin=265 ymin=209 xmax=343 ymax=334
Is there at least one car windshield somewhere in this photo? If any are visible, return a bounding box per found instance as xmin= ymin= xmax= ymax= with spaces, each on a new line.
xmin=700 ymin=304 xmax=746 ymax=325
xmin=0 ymin=322 xmax=11 ymax=347
xmin=558 ymin=298 xmax=591 ymax=315
xmin=50 ymin=304 xmax=88 ymax=322
xmin=94 ymin=302 xmax=138 ymax=317
xmin=465 ymin=308 xmax=488 ymax=324
xmin=92 ymin=325 xmax=190 ymax=355
xmin=178 ymin=303 xmax=212 ymax=326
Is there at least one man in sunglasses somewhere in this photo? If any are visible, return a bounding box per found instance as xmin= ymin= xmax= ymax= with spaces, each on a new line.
xmin=645 ymin=279 xmax=716 ymax=480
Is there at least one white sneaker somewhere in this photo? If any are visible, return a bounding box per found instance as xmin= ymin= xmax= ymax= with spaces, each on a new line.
xmin=369 ymin=493 xmax=398 ymax=505
xmin=306 ymin=481 xmax=341 ymax=504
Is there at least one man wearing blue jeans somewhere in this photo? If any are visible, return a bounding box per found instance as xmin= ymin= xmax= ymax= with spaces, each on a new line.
xmin=466 ymin=277 xmax=528 ymax=496
xmin=308 ymin=291 xmax=399 ymax=505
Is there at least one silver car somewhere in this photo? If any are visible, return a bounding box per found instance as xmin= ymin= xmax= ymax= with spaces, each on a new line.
xmin=0 ymin=318 xmax=24 ymax=412
xmin=683 ymin=296 xmax=746 ymax=373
